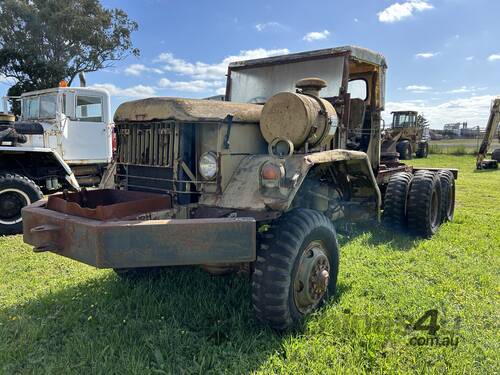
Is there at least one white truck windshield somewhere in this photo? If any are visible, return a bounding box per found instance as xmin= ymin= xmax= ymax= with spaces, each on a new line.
xmin=23 ymin=94 xmax=57 ymax=119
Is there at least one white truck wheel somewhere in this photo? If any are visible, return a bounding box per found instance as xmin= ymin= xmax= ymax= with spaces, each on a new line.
xmin=0 ymin=173 xmax=43 ymax=235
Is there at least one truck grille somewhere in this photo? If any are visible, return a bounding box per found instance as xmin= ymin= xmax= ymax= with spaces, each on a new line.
xmin=117 ymin=122 xmax=174 ymax=167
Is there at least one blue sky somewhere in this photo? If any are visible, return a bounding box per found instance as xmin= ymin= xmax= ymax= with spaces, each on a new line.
xmin=1 ymin=0 xmax=499 ymax=128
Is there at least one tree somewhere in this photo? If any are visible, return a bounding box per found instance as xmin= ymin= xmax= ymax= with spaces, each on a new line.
xmin=0 ymin=0 xmax=139 ymax=112
xmin=416 ymin=113 xmax=430 ymax=128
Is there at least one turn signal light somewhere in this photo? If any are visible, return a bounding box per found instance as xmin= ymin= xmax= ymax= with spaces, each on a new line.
xmin=261 ymin=162 xmax=284 ymax=188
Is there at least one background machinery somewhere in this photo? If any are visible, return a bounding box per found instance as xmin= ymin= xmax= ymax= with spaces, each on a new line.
xmin=381 ymin=110 xmax=429 ymax=160
xmin=0 ymin=84 xmax=113 ymax=235
xmin=476 ymin=97 xmax=500 ymax=169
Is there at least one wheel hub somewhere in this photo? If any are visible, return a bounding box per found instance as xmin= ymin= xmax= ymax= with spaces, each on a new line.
xmin=294 ymin=241 xmax=330 ymax=314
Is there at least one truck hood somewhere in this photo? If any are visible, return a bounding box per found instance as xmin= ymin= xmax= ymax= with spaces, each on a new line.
xmin=114 ymin=97 xmax=262 ymax=124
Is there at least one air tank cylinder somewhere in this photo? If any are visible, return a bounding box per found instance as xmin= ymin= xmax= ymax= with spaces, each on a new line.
xmin=260 ymin=78 xmax=338 ymax=149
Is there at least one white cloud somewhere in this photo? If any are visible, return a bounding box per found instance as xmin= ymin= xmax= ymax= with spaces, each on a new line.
xmin=378 ymin=1 xmax=433 ymax=23
xmin=444 ymin=86 xmax=487 ymax=94
xmin=415 ymin=52 xmax=440 ymax=59
xmin=488 ymin=54 xmax=500 ymax=61
xmin=90 ymin=83 xmax=156 ymax=98
xmin=384 ymin=95 xmax=496 ymax=128
xmin=255 ymin=22 xmax=285 ymax=32
xmin=152 ymin=48 xmax=288 ymax=95
xmin=302 ymin=30 xmax=330 ymax=42
xmin=158 ymin=78 xmax=225 ymax=93
xmin=446 ymin=86 xmax=470 ymax=94
xmin=406 ymin=85 xmax=432 ymax=93
xmin=155 ymin=48 xmax=289 ymax=81
xmin=124 ymin=64 xmax=162 ymax=76
xmin=465 ymin=56 xmax=474 ymax=61
xmin=0 ymin=75 xmax=16 ymax=85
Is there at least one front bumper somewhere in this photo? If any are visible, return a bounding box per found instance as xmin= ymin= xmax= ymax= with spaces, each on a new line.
xmin=22 ymin=201 xmax=256 ymax=268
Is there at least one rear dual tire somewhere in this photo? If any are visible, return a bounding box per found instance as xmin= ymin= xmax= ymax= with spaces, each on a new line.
xmin=382 ymin=172 xmax=412 ymax=231
xmin=407 ymin=171 xmax=442 ymax=237
xmin=437 ymin=170 xmax=455 ymax=222
xmin=383 ymin=170 xmax=454 ymax=237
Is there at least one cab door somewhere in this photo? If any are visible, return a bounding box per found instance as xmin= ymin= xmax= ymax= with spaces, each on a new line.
xmin=61 ymin=92 xmax=112 ymax=164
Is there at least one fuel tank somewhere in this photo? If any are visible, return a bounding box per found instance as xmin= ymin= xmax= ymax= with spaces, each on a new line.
xmin=260 ymin=78 xmax=338 ymax=149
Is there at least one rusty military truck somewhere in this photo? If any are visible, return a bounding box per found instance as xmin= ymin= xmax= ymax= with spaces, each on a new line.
xmin=22 ymin=46 xmax=457 ymax=330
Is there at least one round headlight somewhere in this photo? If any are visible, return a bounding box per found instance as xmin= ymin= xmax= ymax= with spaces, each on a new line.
xmin=199 ymin=152 xmax=218 ymax=180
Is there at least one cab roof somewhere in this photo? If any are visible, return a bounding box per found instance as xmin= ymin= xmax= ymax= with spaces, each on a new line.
xmin=228 ymin=45 xmax=387 ymax=70
xmin=20 ymin=86 xmax=109 ymax=98
xmin=392 ymin=111 xmax=418 ymax=115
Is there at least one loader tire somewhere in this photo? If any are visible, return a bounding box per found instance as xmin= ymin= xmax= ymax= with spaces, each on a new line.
xmin=252 ymin=209 xmax=339 ymax=330
xmin=407 ymin=170 xmax=442 ymax=237
xmin=0 ymin=173 xmax=43 ymax=235
xmin=492 ymin=149 xmax=500 ymax=162
xmin=382 ymin=172 xmax=413 ymax=231
xmin=438 ymin=170 xmax=455 ymax=222
xmin=397 ymin=141 xmax=412 ymax=160
xmin=416 ymin=142 xmax=429 ymax=158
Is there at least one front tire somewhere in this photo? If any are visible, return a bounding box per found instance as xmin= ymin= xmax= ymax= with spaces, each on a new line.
xmin=252 ymin=209 xmax=339 ymax=330
xmin=0 ymin=173 xmax=43 ymax=235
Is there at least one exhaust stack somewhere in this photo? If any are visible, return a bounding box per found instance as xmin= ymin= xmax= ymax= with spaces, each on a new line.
xmin=79 ymin=72 xmax=86 ymax=87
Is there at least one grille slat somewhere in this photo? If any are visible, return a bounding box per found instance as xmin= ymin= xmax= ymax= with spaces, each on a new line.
xmin=117 ymin=122 xmax=174 ymax=167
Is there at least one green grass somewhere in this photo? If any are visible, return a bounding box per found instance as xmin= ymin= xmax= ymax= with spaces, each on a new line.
xmin=428 ymin=143 xmax=475 ymax=155
xmin=1 ymin=155 xmax=499 ymax=374
xmin=429 ymin=139 xmax=500 ymax=155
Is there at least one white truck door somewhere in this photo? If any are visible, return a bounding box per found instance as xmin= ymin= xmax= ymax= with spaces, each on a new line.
xmin=61 ymin=92 xmax=112 ymax=164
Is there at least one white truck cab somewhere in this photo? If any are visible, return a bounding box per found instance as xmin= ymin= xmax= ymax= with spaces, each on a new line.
xmin=0 ymin=86 xmax=114 ymax=235
xmin=19 ymin=87 xmax=113 ymax=165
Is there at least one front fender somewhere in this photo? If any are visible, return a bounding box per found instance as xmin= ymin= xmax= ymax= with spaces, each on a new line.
xmin=199 ymin=150 xmax=381 ymax=219
xmin=0 ymin=146 xmax=80 ymax=190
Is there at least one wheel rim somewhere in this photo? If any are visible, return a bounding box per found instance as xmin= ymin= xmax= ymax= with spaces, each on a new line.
xmin=0 ymin=189 xmax=31 ymax=225
xmin=293 ymin=240 xmax=330 ymax=314
xmin=430 ymin=189 xmax=439 ymax=228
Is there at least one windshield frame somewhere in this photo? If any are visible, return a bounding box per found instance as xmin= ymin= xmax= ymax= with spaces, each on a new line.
xmin=22 ymin=93 xmax=60 ymax=120
xmin=392 ymin=113 xmax=416 ymax=128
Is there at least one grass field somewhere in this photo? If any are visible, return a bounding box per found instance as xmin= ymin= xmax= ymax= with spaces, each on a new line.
xmin=1 ymin=155 xmax=499 ymax=374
